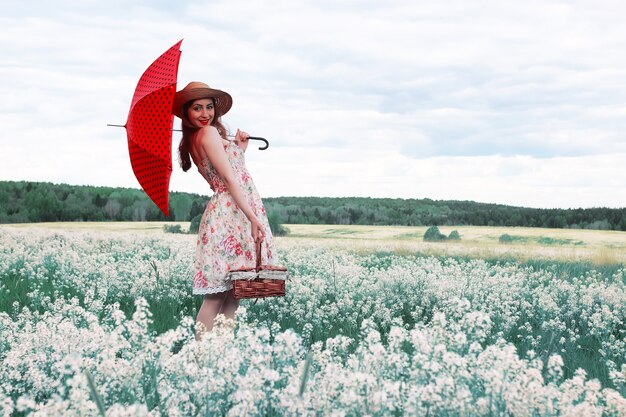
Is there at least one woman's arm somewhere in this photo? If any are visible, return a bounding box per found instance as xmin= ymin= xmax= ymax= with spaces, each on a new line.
xmin=198 ymin=126 xmax=256 ymax=220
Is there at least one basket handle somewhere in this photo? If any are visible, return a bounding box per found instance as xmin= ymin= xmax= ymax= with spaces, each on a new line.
xmin=255 ymin=239 xmax=263 ymax=272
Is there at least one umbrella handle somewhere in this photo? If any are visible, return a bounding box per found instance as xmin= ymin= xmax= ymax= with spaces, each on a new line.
xmin=245 ymin=136 xmax=269 ymax=151
xmin=106 ymin=124 xmax=270 ymax=150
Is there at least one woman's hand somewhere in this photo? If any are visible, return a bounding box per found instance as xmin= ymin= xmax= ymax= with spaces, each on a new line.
xmin=235 ymin=128 xmax=250 ymax=152
xmin=250 ymin=216 xmax=265 ymax=243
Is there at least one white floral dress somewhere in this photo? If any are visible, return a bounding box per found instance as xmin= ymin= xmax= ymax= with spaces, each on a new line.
xmin=192 ymin=141 xmax=276 ymax=295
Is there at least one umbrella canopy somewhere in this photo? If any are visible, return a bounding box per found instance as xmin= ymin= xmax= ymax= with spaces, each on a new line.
xmin=125 ymin=39 xmax=183 ymax=216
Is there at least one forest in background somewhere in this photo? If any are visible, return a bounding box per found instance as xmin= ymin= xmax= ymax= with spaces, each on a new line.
xmin=0 ymin=180 xmax=624 ymax=230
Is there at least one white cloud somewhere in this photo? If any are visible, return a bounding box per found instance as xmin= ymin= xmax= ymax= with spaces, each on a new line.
xmin=242 ymin=149 xmax=626 ymax=209
xmin=1 ymin=0 xmax=625 ymax=208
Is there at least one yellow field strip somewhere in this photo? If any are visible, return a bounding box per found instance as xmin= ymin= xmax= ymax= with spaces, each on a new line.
xmin=2 ymin=222 xmax=624 ymax=265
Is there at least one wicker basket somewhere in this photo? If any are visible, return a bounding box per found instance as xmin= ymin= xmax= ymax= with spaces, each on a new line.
xmin=229 ymin=241 xmax=288 ymax=300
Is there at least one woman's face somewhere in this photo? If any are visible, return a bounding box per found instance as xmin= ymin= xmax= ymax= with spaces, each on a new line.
xmin=186 ymin=98 xmax=215 ymax=128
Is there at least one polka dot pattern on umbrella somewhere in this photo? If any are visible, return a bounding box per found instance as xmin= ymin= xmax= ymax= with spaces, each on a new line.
xmin=128 ymin=140 xmax=172 ymax=214
xmin=129 ymin=40 xmax=182 ymax=112
xmin=125 ymin=40 xmax=182 ymax=217
xmin=127 ymin=85 xmax=176 ymax=162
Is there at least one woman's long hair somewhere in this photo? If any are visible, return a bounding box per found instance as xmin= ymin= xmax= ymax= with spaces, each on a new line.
xmin=178 ymin=99 xmax=229 ymax=172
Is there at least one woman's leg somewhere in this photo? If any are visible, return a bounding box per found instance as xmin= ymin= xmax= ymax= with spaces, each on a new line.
xmin=195 ymin=292 xmax=227 ymax=340
xmin=221 ymin=289 xmax=240 ymax=319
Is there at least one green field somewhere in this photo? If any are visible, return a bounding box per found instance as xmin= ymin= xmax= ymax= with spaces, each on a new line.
xmin=1 ymin=223 xmax=625 ymax=416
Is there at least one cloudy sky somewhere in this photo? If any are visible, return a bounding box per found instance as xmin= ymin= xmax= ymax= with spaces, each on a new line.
xmin=1 ymin=0 xmax=625 ymax=209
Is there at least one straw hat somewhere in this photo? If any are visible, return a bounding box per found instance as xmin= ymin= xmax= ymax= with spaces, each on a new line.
xmin=172 ymin=81 xmax=233 ymax=120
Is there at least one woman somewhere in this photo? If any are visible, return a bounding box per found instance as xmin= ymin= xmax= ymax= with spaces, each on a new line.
xmin=173 ymin=81 xmax=276 ymax=338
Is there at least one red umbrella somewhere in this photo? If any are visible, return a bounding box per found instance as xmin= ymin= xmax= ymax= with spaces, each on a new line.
xmin=110 ymin=40 xmax=183 ymax=216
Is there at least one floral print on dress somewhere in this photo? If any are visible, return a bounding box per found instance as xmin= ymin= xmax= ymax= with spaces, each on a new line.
xmin=192 ymin=141 xmax=276 ymax=295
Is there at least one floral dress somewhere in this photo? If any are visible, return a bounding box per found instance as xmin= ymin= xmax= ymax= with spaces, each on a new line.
xmin=192 ymin=141 xmax=276 ymax=295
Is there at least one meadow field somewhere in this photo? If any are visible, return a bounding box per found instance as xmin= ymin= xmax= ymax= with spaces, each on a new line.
xmin=1 ymin=222 xmax=625 ymax=416
xmin=12 ymin=222 xmax=626 ymax=263
xmin=280 ymin=224 xmax=626 ymax=265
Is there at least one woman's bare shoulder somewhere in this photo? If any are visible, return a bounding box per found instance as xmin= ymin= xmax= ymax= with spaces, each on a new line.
xmin=191 ymin=127 xmax=230 ymax=163
xmin=195 ymin=125 xmax=221 ymax=142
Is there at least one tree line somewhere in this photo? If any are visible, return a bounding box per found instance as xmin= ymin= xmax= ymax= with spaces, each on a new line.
xmin=263 ymin=197 xmax=626 ymax=230
xmin=0 ymin=180 xmax=624 ymax=231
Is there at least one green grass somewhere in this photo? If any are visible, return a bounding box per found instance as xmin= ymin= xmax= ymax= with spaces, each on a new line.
xmin=322 ymin=228 xmax=361 ymax=235
xmin=515 ymin=258 xmax=624 ymax=284
xmin=397 ymin=232 xmax=423 ymax=240
xmin=499 ymin=234 xmax=529 ymax=243
xmin=537 ymin=236 xmax=586 ymax=246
